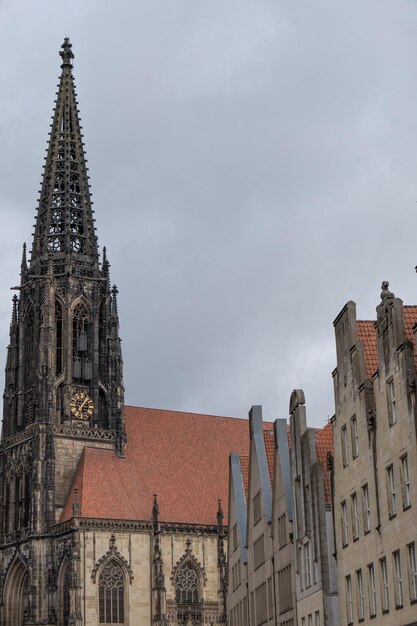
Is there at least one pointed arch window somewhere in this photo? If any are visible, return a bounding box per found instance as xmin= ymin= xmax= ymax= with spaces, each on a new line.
xmin=56 ymin=301 xmax=63 ymax=376
xmin=99 ymin=560 xmax=125 ymax=624
xmin=175 ymin=563 xmax=200 ymax=605
xmin=24 ymin=306 xmax=35 ymax=390
xmin=72 ymin=302 xmax=92 ymax=383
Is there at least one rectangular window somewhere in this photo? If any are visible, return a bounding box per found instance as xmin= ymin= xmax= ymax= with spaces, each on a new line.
xmin=341 ymin=500 xmax=349 ymax=546
xmin=314 ymin=611 xmax=320 ymax=626
xmin=380 ymin=557 xmax=389 ymax=612
xmin=301 ymin=618 xmax=306 ymax=626
xmin=387 ymin=379 xmax=397 ymax=426
xmin=253 ymin=534 xmax=265 ymax=570
xmin=409 ymin=543 xmax=417 ymax=602
xmin=253 ymin=491 xmax=262 ymax=525
xmin=304 ymin=542 xmax=312 ymax=588
xmin=351 ymin=493 xmax=359 ymax=540
xmin=308 ymin=614 xmax=313 ymax=626
xmin=255 ymin=583 xmax=267 ymax=626
xmin=368 ymin=563 xmax=376 ymax=617
xmin=278 ymin=513 xmax=287 ymax=548
xmin=357 ymin=569 xmax=365 ymax=621
xmin=267 ymin=577 xmax=273 ymax=620
xmin=393 ymin=550 xmax=404 ymax=607
xmin=362 ymin=484 xmax=371 ymax=533
xmin=278 ymin=565 xmax=293 ymax=613
xmin=346 ymin=575 xmax=353 ymax=624
xmin=401 ymin=454 xmax=411 ymax=509
xmin=351 ymin=415 xmax=359 ymax=458
xmin=341 ymin=425 xmax=349 ymax=467
xmin=387 ymin=465 xmax=396 ymax=517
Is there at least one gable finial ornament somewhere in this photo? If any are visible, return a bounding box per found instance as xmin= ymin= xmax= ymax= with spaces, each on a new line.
xmin=91 ymin=534 xmax=134 ymax=584
xmin=380 ymin=281 xmax=394 ymax=300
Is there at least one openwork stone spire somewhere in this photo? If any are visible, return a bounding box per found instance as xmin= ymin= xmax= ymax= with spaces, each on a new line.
xmin=31 ymin=37 xmax=98 ymax=276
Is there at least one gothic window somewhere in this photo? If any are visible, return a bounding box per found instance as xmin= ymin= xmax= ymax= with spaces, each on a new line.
xmin=99 ymin=560 xmax=125 ymax=624
xmin=99 ymin=301 xmax=107 ymax=380
xmin=24 ymin=307 xmax=34 ymax=390
xmin=56 ymin=301 xmax=63 ymax=376
xmin=48 ymin=236 xmax=64 ymax=252
xmin=63 ymin=563 xmax=71 ymax=626
xmin=175 ymin=563 xmax=200 ymax=605
xmin=70 ymin=210 xmax=83 ymax=233
xmin=72 ymin=302 xmax=91 ymax=383
xmin=50 ymin=209 xmax=64 ymax=234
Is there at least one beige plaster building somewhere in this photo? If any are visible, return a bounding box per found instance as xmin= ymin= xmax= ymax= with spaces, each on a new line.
xmin=289 ymin=390 xmax=339 ymax=626
xmin=332 ymin=283 xmax=417 ymax=626
xmin=227 ymin=400 xmax=333 ymax=626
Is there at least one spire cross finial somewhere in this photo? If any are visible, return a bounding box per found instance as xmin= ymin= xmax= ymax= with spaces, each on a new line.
xmin=60 ymin=38 xmax=74 ymax=68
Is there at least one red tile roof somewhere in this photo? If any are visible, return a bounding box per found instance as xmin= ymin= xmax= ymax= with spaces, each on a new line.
xmin=356 ymin=320 xmax=378 ymax=378
xmin=315 ymin=422 xmax=333 ymax=505
xmin=357 ymin=306 xmax=417 ymax=379
xmin=240 ymin=455 xmax=249 ymax=500
xmin=403 ymin=306 xmax=417 ymax=370
xmin=263 ymin=429 xmax=275 ymax=486
xmin=61 ymin=406 xmax=274 ymax=526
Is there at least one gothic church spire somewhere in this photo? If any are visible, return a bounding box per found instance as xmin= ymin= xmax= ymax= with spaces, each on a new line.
xmin=31 ymin=38 xmax=98 ymax=276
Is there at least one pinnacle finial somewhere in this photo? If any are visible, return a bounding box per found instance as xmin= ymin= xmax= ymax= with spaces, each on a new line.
xmin=11 ymin=295 xmax=18 ymax=327
xmin=20 ymin=242 xmax=27 ymax=276
xmin=60 ymin=37 xmax=74 ymax=69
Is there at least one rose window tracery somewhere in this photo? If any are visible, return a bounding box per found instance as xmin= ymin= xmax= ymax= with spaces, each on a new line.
xmin=175 ymin=563 xmax=199 ymax=605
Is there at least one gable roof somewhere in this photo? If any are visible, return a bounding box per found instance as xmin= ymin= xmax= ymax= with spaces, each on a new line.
xmin=357 ymin=306 xmax=417 ymax=380
xmin=61 ymin=406 xmax=273 ymax=526
xmin=356 ymin=320 xmax=378 ymax=379
xmin=315 ymin=422 xmax=333 ymax=505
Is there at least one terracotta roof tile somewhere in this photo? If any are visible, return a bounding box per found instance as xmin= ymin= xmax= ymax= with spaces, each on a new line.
xmin=263 ymin=429 xmax=275 ymax=486
xmin=403 ymin=306 xmax=417 ymax=371
xmin=315 ymin=422 xmax=333 ymax=505
xmin=356 ymin=320 xmax=378 ymax=378
xmin=240 ymin=455 xmax=249 ymax=501
xmin=61 ymin=406 xmax=273 ymax=526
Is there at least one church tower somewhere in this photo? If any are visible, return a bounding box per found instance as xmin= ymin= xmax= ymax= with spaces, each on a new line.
xmin=0 ymin=39 xmax=125 ymax=624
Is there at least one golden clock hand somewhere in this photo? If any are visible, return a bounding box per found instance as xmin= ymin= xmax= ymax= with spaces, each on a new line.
xmin=79 ymin=397 xmax=88 ymax=411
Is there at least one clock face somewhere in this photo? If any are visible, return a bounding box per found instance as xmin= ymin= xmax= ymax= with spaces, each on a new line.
xmin=70 ymin=390 xmax=94 ymax=420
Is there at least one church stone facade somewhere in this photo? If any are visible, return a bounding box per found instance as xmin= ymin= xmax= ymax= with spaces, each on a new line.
xmin=0 ymin=39 xmax=248 ymax=626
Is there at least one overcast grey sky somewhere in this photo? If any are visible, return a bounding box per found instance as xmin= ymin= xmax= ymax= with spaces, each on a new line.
xmin=1 ymin=1 xmax=417 ymax=426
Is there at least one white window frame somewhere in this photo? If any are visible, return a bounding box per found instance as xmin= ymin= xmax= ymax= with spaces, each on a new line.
xmin=351 ymin=415 xmax=359 ymax=458
xmin=368 ymin=563 xmax=376 ymax=617
xmin=341 ymin=425 xmax=349 ymax=467
xmin=387 ymin=465 xmax=396 ymax=517
xmin=341 ymin=501 xmax=349 ymax=546
xmin=362 ymin=484 xmax=371 ymax=533
xmin=401 ymin=454 xmax=411 ymax=509
xmin=394 ymin=550 xmax=404 ymax=607
xmin=380 ymin=557 xmax=389 ymax=612
xmin=351 ymin=493 xmax=359 ymax=540
xmin=409 ymin=543 xmax=417 ymax=602
xmin=387 ymin=379 xmax=397 ymax=426
xmin=346 ymin=575 xmax=353 ymax=624
xmin=357 ymin=569 xmax=365 ymax=621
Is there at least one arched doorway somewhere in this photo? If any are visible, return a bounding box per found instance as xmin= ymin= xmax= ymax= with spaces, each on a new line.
xmin=3 ymin=557 xmax=28 ymax=626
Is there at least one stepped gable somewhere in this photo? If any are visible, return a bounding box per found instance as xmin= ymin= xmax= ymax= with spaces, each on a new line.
xmin=315 ymin=422 xmax=333 ymax=505
xmin=62 ymin=406 xmax=273 ymax=525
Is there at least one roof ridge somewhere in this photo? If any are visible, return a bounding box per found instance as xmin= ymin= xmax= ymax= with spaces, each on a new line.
xmin=125 ymin=404 xmax=274 ymax=425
